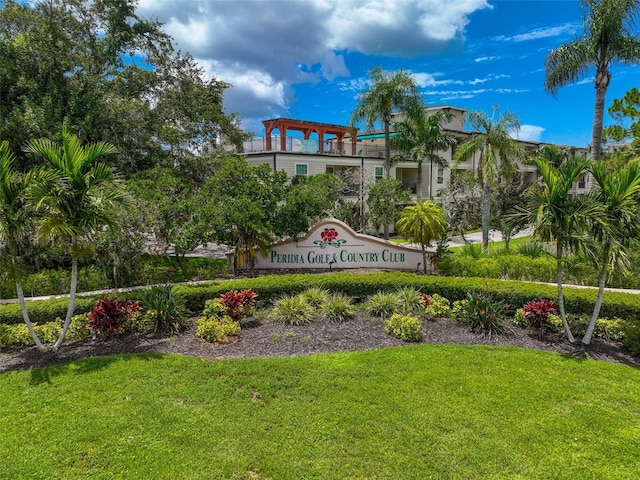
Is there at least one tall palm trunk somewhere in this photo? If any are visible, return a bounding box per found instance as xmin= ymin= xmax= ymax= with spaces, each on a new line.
xmin=591 ymin=69 xmax=610 ymax=162
xmin=384 ymin=119 xmax=391 ymax=180
xmin=583 ymin=248 xmax=610 ymax=345
xmin=383 ymin=119 xmax=391 ymax=239
xmin=481 ymin=182 xmax=491 ymax=251
xmin=556 ymin=239 xmax=575 ymax=343
xmin=419 ymin=224 xmax=428 ymax=274
xmin=13 ymin=257 xmax=44 ymax=351
xmin=416 ymin=160 xmax=423 ymax=201
xmin=54 ymin=239 xmax=79 ymax=349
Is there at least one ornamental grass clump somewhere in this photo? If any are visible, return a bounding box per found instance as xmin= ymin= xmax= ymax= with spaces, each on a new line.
xmin=139 ymin=285 xmax=187 ymax=334
xmin=299 ymin=287 xmax=331 ymax=309
xmin=384 ymin=313 xmax=422 ymax=342
xmin=395 ymin=287 xmax=423 ymax=315
xmin=363 ymin=292 xmax=401 ymax=319
xmin=271 ymin=295 xmax=315 ymax=325
xmin=319 ymin=293 xmax=356 ymax=323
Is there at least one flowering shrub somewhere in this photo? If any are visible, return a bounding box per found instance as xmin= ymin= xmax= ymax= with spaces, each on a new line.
xmin=88 ymin=297 xmax=140 ymax=336
xmin=522 ymin=299 xmax=557 ymax=331
xmin=220 ymin=289 xmax=257 ymax=322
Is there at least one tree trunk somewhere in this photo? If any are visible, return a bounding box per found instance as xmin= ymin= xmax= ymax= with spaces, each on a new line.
xmin=504 ymin=232 xmax=511 ymax=253
xmin=383 ymin=119 xmax=391 ymax=240
xmin=428 ymin=159 xmax=433 ymax=200
xmin=15 ymin=277 xmax=45 ymax=351
xmin=583 ymin=260 xmax=608 ymax=345
xmin=481 ymin=182 xmax=491 ymax=251
xmin=591 ymin=68 xmax=610 ymax=163
xmin=556 ymin=240 xmax=575 ymax=343
xmin=384 ymin=120 xmax=391 ymax=180
xmin=54 ymin=249 xmax=79 ymax=349
xmin=416 ymin=159 xmax=423 ymax=201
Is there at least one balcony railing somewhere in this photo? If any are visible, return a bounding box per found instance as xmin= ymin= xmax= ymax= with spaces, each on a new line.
xmin=243 ymin=136 xmax=387 ymax=157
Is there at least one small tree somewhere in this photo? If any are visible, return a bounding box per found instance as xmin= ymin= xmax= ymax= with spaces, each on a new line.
xmin=509 ymin=155 xmax=596 ymax=342
xmin=391 ymin=108 xmax=457 ymax=200
xmin=396 ymin=201 xmax=448 ymax=274
xmin=366 ymin=179 xmax=411 ymax=239
xmin=0 ymin=141 xmax=43 ymax=350
xmin=582 ymin=161 xmax=640 ymax=344
xmin=25 ymin=128 xmax=127 ymax=348
xmin=491 ymin=169 xmax=529 ymax=252
xmin=454 ymin=109 xmax=525 ymax=251
xmin=438 ymin=170 xmax=482 ymax=243
xmin=200 ymin=156 xmax=287 ymax=272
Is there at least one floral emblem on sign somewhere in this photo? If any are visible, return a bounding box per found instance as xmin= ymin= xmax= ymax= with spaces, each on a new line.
xmin=313 ymin=227 xmax=346 ymax=249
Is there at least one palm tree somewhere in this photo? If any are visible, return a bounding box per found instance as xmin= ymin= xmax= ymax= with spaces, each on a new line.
xmin=391 ymin=108 xmax=457 ymax=200
xmin=396 ymin=200 xmax=448 ymax=274
xmin=510 ymin=155 xmax=596 ymax=342
xmin=582 ymin=160 xmax=640 ymax=344
xmin=25 ymin=128 xmax=126 ymax=349
xmin=0 ymin=142 xmax=44 ymax=350
xmin=545 ymin=0 xmax=640 ymax=162
xmin=350 ymin=67 xmax=422 ymax=180
xmin=454 ymin=108 xmax=525 ymax=251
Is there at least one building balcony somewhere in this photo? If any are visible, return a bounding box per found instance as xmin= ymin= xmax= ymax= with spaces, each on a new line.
xmin=243 ymin=135 xmax=388 ymax=158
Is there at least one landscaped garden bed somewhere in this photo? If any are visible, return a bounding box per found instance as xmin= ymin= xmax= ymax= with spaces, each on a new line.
xmin=6 ymin=312 xmax=639 ymax=372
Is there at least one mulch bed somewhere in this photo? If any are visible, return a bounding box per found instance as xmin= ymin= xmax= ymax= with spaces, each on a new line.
xmin=2 ymin=314 xmax=638 ymax=372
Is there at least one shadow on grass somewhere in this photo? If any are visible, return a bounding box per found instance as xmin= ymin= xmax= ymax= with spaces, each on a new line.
xmin=0 ymin=330 xmax=176 ymax=379
xmin=29 ymin=353 xmax=166 ymax=385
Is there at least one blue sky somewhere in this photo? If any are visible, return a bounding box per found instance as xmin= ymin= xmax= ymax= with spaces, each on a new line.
xmin=138 ymin=0 xmax=640 ymax=148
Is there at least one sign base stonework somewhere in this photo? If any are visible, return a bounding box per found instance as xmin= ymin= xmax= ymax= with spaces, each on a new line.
xmin=253 ymin=219 xmax=434 ymax=272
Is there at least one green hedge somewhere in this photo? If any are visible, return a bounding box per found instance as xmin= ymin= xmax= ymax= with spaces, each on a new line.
xmin=173 ymin=273 xmax=640 ymax=321
xmin=0 ymin=295 xmax=109 ymax=326
xmin=2 ymin=272 xmax=640 ymax=327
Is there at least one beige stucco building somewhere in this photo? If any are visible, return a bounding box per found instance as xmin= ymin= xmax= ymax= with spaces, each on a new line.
xmin=243 ymin=106 xmax=590 ymax=211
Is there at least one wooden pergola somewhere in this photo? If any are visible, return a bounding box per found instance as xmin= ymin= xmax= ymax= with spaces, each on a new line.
xmin=262 ymin=118 xmax=359 ymax=155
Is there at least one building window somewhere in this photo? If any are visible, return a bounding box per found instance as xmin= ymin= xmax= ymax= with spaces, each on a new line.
xmin=375 ymin=166 xmax=384 ymax=181
xmin=578 ymin=175 xmax=586 ymax=189
xmin=326 ymin=166 xmax=334 ymax=174
xmin=437 ymin=167 xmax=444 ymax=184
xmin=295 ymin=163 xmax=308 ymax=177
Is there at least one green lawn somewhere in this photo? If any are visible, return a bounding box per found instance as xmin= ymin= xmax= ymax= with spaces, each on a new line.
xmin=2 ymin=346 xmax=639 ymax=479
xmin=448 ymin=235 xmax=535 ymax=253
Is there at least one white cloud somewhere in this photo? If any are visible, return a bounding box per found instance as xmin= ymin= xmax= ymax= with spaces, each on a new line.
xmin=512 ymin=125 xmax=545 ymax=142
xmin=474 ymin=56 xmax=499 ymax=63
xmin=328 ymin=0 xmax=491 ymax=56
xmin=496 ymin=23 xmax=577 ymax=43
xmin=137 ymin=0 xmax=491 ymax=120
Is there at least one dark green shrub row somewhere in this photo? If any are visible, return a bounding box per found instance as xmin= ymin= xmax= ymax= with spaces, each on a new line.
xmin=173 ymin=273 xmax=640 ymax=322
xmin=0 ymin=266 xmax=110 ymax=299
xmin=438 ymin=249 xmax=640 ymax=289
xmin=438 ymin=254 xmax=558 ymax=283
xmin=0 ymin=257 xmax=228 ymax=299
xmin=0 ymin=296 xmax=100 ymax=326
